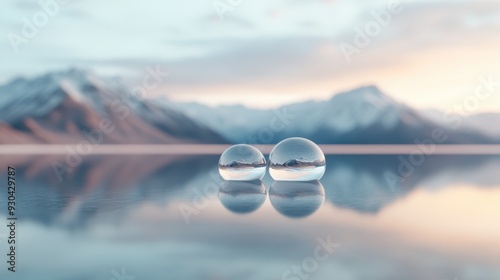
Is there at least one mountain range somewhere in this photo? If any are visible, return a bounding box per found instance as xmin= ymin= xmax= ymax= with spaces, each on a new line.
xmin=0 ymin=69 xmax=226 ymax=144
xmin=1 ymin=68 xmax=499 ymax=144
xmin=176 ymin=86 xmax=500 ymax=144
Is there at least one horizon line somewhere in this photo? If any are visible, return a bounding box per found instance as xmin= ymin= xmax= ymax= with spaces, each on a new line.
xmin=1 ymin=144 xmax=500 ymax=155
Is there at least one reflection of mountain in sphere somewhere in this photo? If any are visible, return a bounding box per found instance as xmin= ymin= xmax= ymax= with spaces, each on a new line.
xmin=218 ymin=180 xmax=267 ymax=214
xmin=219 ymin=144 xmax=267 ymax=181
xmin=269 ymin=138 xmax=326 ymax=181
xmin=269 ymin=181 xmax=325 ymax=218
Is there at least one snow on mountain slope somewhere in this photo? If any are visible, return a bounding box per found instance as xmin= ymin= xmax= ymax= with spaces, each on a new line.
xmin=175 ymin=86 xmax=408 ymax=142
xmin=0 ymin=69 xmax=227 ymax=144
xmin=175 ymin=86 xmax=497 ymax=144
xmin=3 ymin=69 xmax=494 ymax=145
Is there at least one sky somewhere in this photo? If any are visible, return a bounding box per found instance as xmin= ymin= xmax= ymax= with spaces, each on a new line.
xmin=1 ymin=0 xmax=500 ymax=112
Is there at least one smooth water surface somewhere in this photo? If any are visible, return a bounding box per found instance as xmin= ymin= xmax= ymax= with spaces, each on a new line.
xmin=0 ymin=154 xmax=499 ymax=280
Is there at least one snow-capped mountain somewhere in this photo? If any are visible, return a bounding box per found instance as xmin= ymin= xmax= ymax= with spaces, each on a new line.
xmin=0 ymin=69 xmax=226 ymax=144
xmin=176 ymin=86 xmax=496 ymax=144
xmin=1 ymin=69 xmax=497 ymax=145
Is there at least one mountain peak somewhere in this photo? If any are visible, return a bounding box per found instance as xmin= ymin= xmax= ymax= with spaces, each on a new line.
xmin=334 ymin=85 xmax=384 ymax=99
xmin=50 ymin=67 xmax=91 ymax=77
xmin=330 ymin=85 xmax=397 ymax=109
xmin=363 ymin=85 xmax=382 ymax=93
xmin=0 ymin=68 xmax=102 ymax=123
xmin=41 ymin=67 xmax=95 ymax=86
xmin=0 ymin=69 xmax=228 ymax=144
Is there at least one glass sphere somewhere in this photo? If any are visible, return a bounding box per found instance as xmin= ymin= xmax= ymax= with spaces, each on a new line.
xmin=269 ymin=137 xmax=326 ymax=181
xmin=219 ymin=144 xmax=266 ymax=181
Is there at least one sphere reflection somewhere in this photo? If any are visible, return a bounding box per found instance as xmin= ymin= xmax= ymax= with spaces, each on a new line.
xmin=218 ymin=180 xmax=267 ymax=214
xmin=269 ymin=180 xmax=325 ymax=218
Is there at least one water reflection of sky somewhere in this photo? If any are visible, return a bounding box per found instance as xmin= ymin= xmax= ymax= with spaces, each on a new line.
xmin=0 ymin=155 xmax=499 ymax=280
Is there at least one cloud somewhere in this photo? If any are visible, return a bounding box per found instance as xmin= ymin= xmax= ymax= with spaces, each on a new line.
xmin=1 ymin=0 xmax=500 ymax=110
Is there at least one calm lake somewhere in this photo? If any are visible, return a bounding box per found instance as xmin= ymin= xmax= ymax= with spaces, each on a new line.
xmin=0 ymin=154 xmax=499 ymax=280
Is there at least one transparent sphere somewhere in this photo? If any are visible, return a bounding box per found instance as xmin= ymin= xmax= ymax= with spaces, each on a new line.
xmin=218 ymin=180 xmax=267 ymax=214
xmin=269 ymin=137 xmax=326 ymax=181
xmin=269 ymin=181 xmax=325 ymax=218
xmin=219 ymin=144 xmax=266 ymax=181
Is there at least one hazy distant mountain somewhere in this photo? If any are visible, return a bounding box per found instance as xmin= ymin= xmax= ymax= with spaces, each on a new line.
xmin=0 ymin=69 xmax=226 ymax=144
xmin=464 ymin=113 xmax=500 ymax=138
xmin=423 ymin=109 xmax=500 ymax=139
xmin=1 ymin=69 xmax=497 ymax=145
xmin=175 ymin=86 xmax=497 ymax=144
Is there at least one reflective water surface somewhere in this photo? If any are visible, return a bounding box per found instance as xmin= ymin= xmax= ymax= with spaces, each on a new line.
xmin=0 ymin=154 xmax=499 ymax=280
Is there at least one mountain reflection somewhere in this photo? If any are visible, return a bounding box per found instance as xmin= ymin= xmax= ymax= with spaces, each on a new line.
xmin=2 ymin=154 xmax=500 ymax=227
